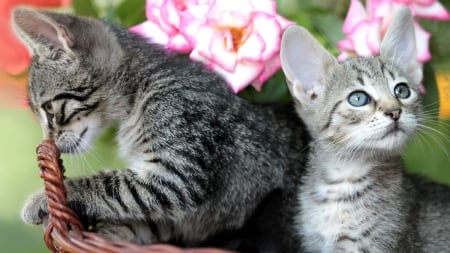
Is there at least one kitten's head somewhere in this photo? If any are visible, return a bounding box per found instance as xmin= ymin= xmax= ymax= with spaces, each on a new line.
xmin=13 ymin=7 xmax=122 ymax=153
xmin=280 ymin=7 xmax=423 ymax=155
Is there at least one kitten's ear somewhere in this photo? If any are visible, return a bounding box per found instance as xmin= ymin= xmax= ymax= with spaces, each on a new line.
xmin=280 ymin=25 xmax=337 ymax=104
xmin=380 ymin=7 xmax=422 ymax=84
xmin=12 ymin=7 xmax=74 ymax=59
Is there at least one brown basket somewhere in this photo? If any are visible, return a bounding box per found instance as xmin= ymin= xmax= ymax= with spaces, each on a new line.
xmin=36 ymin=140 xmax=235 ymax=253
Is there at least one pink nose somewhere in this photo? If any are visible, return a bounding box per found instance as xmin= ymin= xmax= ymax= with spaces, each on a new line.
xmin=384 ymin=109 xmax=402 ymax=121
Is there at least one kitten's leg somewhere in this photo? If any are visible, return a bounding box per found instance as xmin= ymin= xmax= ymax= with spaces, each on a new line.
xmin=93 ymin=221 xmax=155 ymax=244
xmin=22 ymin=168 xmax=205 ymax=227
xmin=334 ymin=241 xmax=367 ymax=253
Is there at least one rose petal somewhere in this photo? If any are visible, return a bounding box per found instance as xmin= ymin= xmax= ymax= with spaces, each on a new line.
xmin=410 ymin=1 xmax=450 ymax=20
xmin=250 ymin=12 xmax=282 ymax=59
xmin=167 ymin=34 xmax=193 ymax=53
xmin=129 ymin=21 xmax=170 ymax=46
xmin=237 ymin=31 xmax=265 ymax=61
xmin=413 ymin=22 xmax=431 ymax=62
xmin=208 ymin=32 xmax=238 ymax=71
xmin=252 ymin=56 xmax=281 ymax=90
xmin=348 ymin=19 xmax=382 ymax=56
xmin=211 ymin=60 xmax=264 ymax=93
xmin=343 ymin=0 xmax=369 ymax=33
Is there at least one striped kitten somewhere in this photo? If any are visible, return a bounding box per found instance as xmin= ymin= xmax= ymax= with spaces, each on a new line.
xmin=13 ymin=7 xmax=306 ymax=251
xmin=281 ymin=8 xmax=450 ymax=253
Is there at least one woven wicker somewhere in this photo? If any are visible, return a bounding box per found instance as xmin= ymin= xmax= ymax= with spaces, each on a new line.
xmin=36 ymin=140 xmax=236 ymax=253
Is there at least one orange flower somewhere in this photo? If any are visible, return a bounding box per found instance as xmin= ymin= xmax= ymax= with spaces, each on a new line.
xmin=0 ymin=0 xmax=70 ymax=107
xmin=0 ymin=0 xmax=71 ymax=75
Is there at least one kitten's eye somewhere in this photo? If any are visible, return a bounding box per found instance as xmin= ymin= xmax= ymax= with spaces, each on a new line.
xmin=348 ymin=91 xmax=371 ymax=107
xmin=394 ymin=83 xmax=411 ymax=99
xmin=43 ymin=101 xmax=53 ymax=113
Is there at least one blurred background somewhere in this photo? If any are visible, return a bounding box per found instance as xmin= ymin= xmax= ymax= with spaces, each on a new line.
xmin=0 ymin=0 xmax=449 ymax=252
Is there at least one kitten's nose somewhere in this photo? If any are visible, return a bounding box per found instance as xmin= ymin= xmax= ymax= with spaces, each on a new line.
xmin=384 ymin=109 xmax=402 ymax=121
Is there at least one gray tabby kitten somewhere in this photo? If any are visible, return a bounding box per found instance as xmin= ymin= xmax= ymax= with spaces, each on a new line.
xmin=13 ymin=7 xmax=306 ymax=252
xmin=281 ymin=7 xmax=450 ymax=253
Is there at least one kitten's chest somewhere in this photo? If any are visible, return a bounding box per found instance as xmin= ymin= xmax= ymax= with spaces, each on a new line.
xmin=299 ymin=178 xmax=375 ymax=241
xmin=297 ymin=154 xmax=406 ymax=252
xmin=116 ymin=112 xmax=157 ymax=173
xmin=297 ymin=158 xmax=383 ymax=246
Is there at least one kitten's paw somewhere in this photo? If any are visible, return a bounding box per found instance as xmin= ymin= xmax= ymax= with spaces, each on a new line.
xmin=21 ymin=191 xmax=48 ymax=225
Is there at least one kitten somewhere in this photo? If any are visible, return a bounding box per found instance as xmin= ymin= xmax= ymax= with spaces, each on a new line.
xmin=280 ymin=7 xmax=450 ymax=253
xmin=13 ymin=7 xmax=306 ymax=251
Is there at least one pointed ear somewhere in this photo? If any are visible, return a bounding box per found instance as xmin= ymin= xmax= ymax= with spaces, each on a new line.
xmin=280 ymin=25 xmax=337 ymax=104
xmin=12 ymin=7 xmax=74 ymax=60
xmin=380 ymin=7 xmax=422 ymax=85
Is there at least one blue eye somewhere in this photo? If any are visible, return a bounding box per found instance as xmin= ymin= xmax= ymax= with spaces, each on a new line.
xmin=348 ymin=91 xmax=371 ymax=107
xmin=394 ymin=83 xmax=411 ymax=99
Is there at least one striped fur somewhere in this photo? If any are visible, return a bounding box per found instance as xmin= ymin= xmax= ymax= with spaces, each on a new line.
xmin=281 ymin=8 xmax=450 ymax=253
xmin=14 ymin=8 xmax=307 ymax=251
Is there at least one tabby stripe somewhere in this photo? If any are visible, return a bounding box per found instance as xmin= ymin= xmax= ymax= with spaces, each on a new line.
xmin=322 ymin=101 xmax=342 ymax=130
xmin=357 ymin=77 xmax=365 ymax=86
xmin=158 ymin=179 xmax=187 ymax=208
xmin=360 ymin=247 xmax=370 ymax=253
xmin=123 ymin=177 xmax=149 ymax=215
xmin=159 ymin=160 xmax=190 ymax=187
xmin=62 ymin=101 xmax=100 ymax=125
xmin=113 ymin=175 xmax=130 ymax=212
xmin=172 ymin=148 xmax=209 ymax=190
xmin=141 ymin=91 xmax=165 ymax=114
xmin=146 ymin=220 xmax=161 ymax=241
xmin=335 ymin=183 xmax=374 ymax=202
xmin=47 ymin=115 xmax=54 ymax=131
xmin=55 ymin=85 xmax=100 ymax=102
xmin=325 ymin=175 xmax=368 ymax=185
xmin=133 ymin=178 xmax=174 ymax=211
xmin=133 ymin=133 xmax=144 ymax=144
xmin=58 ymin=100 xmax=67 ymax=125
xmin=53 ymin=93 xmax=90 ymax=102
xmin=81 ymin=178 xmax=91 ymax=189
xmin=124 ymin=223 xmax=138 ymax=237
xmin=361 ymin=224 xmax=376 ymax=238
xmin=185 ymin=184 xmax=204 ymax=205
xmin=337 ymin=235 xmax=358 ymax=242
xmin=161 ymin=162 xmax=204 ymax=205
xmin=352 ymin=65 xmax=372 ymax=78
xmin=99 ymin=193 xmax=119 ymax=213
xmin=103 ymin=175 xmax=129 ymax=212
xmin=380 ymin=62 xmax=394 ymax=80
xmin=80 ymin=127 xmax=88 ymax=139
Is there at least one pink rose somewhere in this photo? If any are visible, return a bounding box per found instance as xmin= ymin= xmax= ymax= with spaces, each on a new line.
xmin=130 ymin=0 xmax=210 ymax=53
xmin=184 ymin=0 xmax=293 ymax=93
xmin=337 ymin=0 xmax=443 ymax=63
xmin=372 ymin=0 xmax=450 ymax=20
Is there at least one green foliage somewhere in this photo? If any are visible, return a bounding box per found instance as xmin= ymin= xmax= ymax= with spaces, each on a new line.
xmin=3 ymin=1 xmax=450 ymax=252
xmin=115 ymin=0 xmax=147 ymax=27
xmin=73 ymin=0 xmax=99 ymax=17
xmin=239 ymin=72 xmax=292 ymax=104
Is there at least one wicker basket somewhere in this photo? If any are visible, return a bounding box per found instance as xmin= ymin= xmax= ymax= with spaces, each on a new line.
xmin=36 ymin=140 xmax=235 ymax=253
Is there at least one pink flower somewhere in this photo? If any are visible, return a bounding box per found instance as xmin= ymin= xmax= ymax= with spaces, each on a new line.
xmin=372 ymin=0 xmax=450 ymax=20
xmin=129 ymin=0 xmax=211 ymax=53
xmin=183 ymin=0 xmax=293 ymax=93
xmin=337 ymin=0 xmax=447 ymax=63
xmin=131 ymin=0 xmax=293 ymax=93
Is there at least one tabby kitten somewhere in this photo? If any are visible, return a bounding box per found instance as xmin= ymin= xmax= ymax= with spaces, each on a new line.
xmin=281 ymin=8 xmax=450 ymax=253
xmin=13 ymin=7 xmax=306 ymax=251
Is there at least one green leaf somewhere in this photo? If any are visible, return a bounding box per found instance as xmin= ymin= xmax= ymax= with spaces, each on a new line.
xmin=311 ymin=13 xmax=345 ymax=53
xmin=116 ymin=0 xmax=147 ymax=27
xmin=239 ymin=71 xmax=292 ymax=104
xmin=73 ymin=0 xmax=99 ymax=17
